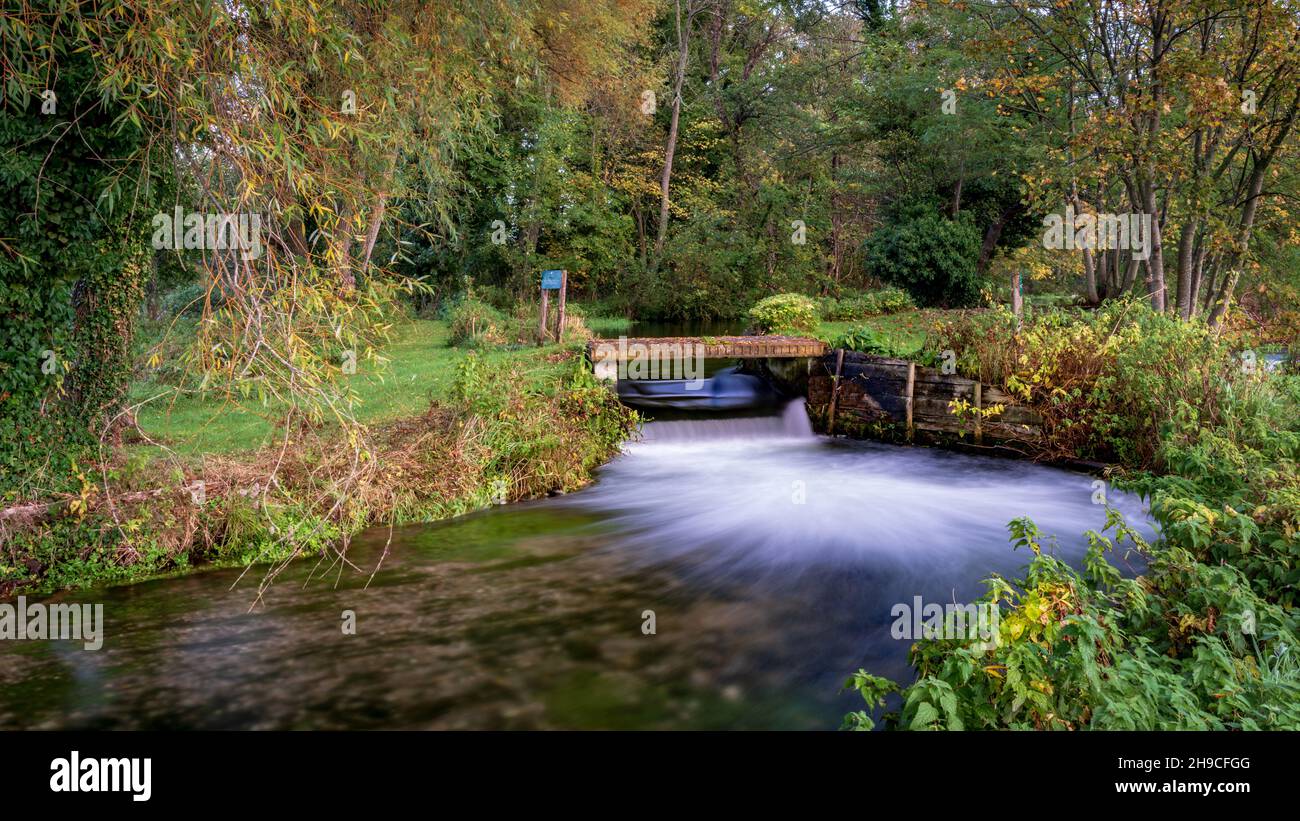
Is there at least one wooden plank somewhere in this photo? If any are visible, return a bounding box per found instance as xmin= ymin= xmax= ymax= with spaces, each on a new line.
xmin=588 ymin=336 xmax=826 ymax=360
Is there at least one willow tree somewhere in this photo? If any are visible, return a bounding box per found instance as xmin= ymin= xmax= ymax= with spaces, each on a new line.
xmin=1 ymin=0 xmax=654 ymax=584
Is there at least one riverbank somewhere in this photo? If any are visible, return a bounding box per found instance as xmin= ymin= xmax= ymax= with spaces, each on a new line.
xmin=0 ymin=316 xmax=639 ymax=597
xmin=841 ymin=300 xmax=1300 ymax=730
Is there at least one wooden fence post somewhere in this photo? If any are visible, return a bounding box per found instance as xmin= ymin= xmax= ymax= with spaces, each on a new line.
xmin=905 ymin=361 xmax=916 ymax=442
xmin=555 ymin=270 xmax=567 ymax=342
xmin=827 ymin=349 xmax=845 ymax=436
xmin=537 ymin=289 xmax=549 ymax=345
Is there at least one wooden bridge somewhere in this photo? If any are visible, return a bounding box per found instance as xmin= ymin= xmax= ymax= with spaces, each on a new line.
xmin=586 ymin=335 xmax=826 ymax=362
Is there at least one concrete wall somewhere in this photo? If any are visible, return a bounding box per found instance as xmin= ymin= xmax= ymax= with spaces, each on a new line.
xmin=806 ymin=351 xmax=1044 ymax=455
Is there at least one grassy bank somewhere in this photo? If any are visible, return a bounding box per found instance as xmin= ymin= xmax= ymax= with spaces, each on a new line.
xmin=1 ymin=313 xmax=639 ymax=597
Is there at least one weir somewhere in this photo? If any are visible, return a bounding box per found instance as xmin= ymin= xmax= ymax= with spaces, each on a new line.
xmin=589 ymin=335 xmax=1043 ymax=456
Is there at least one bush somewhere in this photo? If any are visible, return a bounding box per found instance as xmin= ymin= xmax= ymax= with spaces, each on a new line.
xmin=863 ymin=203 xmax=983 ymax=307
xmin=925 ymin=300 xmax=1244 ymax=467
xmin=746 ymin=293 xmax=819 ymax=335
xmin=448 ymin=352 xmax=639 ymax=499
xmin=832 ymin=325 xmax=911 ymax=358
xmin=821 ymin=287 xmax=916 ymax=321
xmin=844 ymin=304 xmax=1300 ymax=731
xmin=159 ymin=282 xmax=217 ymax=318
xmin=447 ymin=297 xmax=507 ymax=348
xmin=846 ymin=514 xmax=1300 ymax=730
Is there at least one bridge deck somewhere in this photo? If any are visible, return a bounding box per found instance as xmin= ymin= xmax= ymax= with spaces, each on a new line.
xmin=588 ymin=335 xmax=826 ymax=361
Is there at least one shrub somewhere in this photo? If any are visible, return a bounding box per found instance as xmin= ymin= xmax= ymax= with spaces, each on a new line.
xmin=925 ymin=299 xmax=1245 ymax=467
xmin=832 ymin=325 xmax=910 ymax=358
xmin=159 ymin=282 xmax=216 ymax=318
xmin=447 ymin=297 xmax=507 ymax=348
xmin=863 ymin=203 xmax=983 ymax=307
xmin=846 ymin=514 xmax=1300 ymax=730
xmin=821 ymin=287 xmax=916 ymax=321
xmin=448 ymin=353 xmax=639 ymax=499
xmin=747 ymin=293 xmax=819 ymax=335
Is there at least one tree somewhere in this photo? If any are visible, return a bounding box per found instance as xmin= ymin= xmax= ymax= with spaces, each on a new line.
xmin=652 ymin=0 xmax=703 ymax=268
xmin=965 ymin=0 xmax=1300 ymax=320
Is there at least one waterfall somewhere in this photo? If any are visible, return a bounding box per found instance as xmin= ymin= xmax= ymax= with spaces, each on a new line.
xmin=636 ymin=399 xmax=814 ymax=443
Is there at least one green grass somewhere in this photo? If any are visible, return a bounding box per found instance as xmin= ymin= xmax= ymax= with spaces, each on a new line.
xmin=585 ymin=314 xmax=633 ymax=337
xmin=130 ymin=318 xmax=587 ymax=458
xmin=127 ymin=305 xmax=936 ymax=460
xmin=816 ymin=309 xmax=936 ymax=357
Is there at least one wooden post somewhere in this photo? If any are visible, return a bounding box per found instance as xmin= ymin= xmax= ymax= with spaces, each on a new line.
xmin=974 ymin=382 xmax=983 ymax=444
xmin=905 ymin=361 xmax=916 ymax=442
xmin=538 ymin=289 xmax=550 ymax=345
xmin=555 ymin=270 xmax=568 ymax=342
xmin=827 ymin=349 xmax=845 ymax=436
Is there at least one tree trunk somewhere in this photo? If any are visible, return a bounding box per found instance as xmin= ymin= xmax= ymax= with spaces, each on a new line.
xmin=1071 ymin=189 xmax=1099 ymax=305
xmin=1207 ymin=90 xmax=1299 ymax=325
xmin=951 ymin=157 xmax=964 ymax=216
xmin=1141 ymin=182 xmax=1166 ymax=312
xmin=652 ymin=0 xmax=692 ymax=268
xmin=976 ymin=205 xmax=1012 ymax=275
xmin=360 ymin=193 xmax=387 ymax=275
xmin=1174 ymin=219 xmax=1197 ymax=319
xmin=1010 ymin=271 xmax=1022 ymax=321
xmin=1120 ymin=252 xmax=1139 ymax=294
xmin=359 ymin=160 xmax=395 ymax=278
xmin=1200 ymin=251 xmax=1222 ymax=315
xmin=1207 ymin=167 xmax=1265 ymax=326
xmin=1187 ymin=231 xmax=1207 ymax=318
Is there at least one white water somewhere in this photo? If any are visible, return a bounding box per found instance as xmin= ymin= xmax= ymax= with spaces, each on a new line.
xmin=635 ymin=398 xmax=815 ymax=443
xmin=567 ymin=399 xmax=1154 ymax=580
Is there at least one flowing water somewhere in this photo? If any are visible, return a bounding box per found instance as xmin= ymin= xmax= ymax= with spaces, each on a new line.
xmin=0 ymin=400 xmax=1155 ymax=730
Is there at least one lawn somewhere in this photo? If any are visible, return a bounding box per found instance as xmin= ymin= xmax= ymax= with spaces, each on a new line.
xmin=126 ymin=306 xmax=937 ymax=460
xmin=816 ymin=309 xmax=941 ymax=357
xmin=129 ymin=318 xmax=585 ymax=458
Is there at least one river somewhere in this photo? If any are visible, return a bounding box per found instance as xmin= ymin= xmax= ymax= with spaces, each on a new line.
xmin=0 ymin=398 xmax=1154 ymax=729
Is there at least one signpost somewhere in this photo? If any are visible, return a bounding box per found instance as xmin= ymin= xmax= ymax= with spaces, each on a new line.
xmin=538 ymin=269 xmax=567 ymax=344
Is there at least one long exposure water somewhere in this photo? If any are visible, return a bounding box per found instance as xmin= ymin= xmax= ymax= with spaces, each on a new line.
xmin=0 ymin=400 xmax=1154 ymax=730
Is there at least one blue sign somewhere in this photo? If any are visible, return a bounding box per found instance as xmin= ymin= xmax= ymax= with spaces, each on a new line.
xmin=541 ymin=269 xmax=564 ymax=290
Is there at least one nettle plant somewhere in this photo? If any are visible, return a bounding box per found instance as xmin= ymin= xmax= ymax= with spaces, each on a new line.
xmin=846 ymin=513 xmax=1300 ymax=731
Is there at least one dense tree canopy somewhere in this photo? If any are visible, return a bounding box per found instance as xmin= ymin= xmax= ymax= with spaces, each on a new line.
xmin=2 ymin=0 xmax=1298 ymax=495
